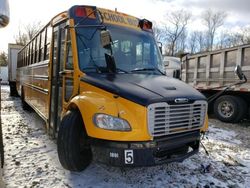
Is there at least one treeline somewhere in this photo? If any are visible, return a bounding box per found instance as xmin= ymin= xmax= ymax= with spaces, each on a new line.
xmin=1 ymin=10 xmax=250 ymax=65
xmin=0 ymin=52 xmax=7 ymax=66
xmin=0 ymin=22 xmax=42 ymax=66
xmin=154 ymin=9 xmax=250 ymax=56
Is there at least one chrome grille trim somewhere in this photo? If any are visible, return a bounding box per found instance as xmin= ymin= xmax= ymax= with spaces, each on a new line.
xmin=147 ymin=100 xmax=207 ymax=137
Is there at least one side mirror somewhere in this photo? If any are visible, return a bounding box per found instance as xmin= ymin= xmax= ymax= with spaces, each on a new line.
xmin=0 ymin=0 xmax=10 ymax=28
xmin=235 ymin=65 xmax=244 ymax=80
xmin=100 ymin=30 xmax=112 ymax=49
xmin=164 ymin=60 xmax=169 ymax=66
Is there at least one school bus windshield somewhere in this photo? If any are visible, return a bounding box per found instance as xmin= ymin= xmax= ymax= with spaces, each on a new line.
xmin=76 ymin=25 xmax=164 ymax=74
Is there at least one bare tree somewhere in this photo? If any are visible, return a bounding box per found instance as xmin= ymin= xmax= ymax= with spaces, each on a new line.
xmin=176 ymin=29 xmax=187 ymax=54
xmin=216 ymin=31 xmax=242 ymax=49
xmin=241 ymin=26 xmax=250 ymax=44
xmin=15 ymin=28 xmax=28 ymax=46
xmin=164 ymin=10 xmax=191 ymax=56
xmin=153 ymin=22 xmax=164 ymax=42
xmin=187 ymin=31 xmax=198 ymax=54
xmin=202 ymin=9 xmax=227 ymax=50
xmin=194 ymin=31 xmax=207 ymax=52
xmin=216 ymin=31 xmax=228 ymax=49
xmin=25 ymin=22 xmax=42 ymax=40
xmin=0 ymin=51 xmax=8 ymax=66
xmin=14 ymin=21 xmax=42 ymax=45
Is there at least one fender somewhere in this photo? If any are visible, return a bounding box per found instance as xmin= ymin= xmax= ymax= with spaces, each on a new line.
xmin=66 ymin=86 xmax=151 ymax=141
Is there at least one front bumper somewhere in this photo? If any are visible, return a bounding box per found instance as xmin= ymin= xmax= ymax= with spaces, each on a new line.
xmin=91 ymin=130 xmax=200 ymax=167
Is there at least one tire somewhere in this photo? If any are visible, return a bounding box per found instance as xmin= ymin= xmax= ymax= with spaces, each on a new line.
xmin=236 ymin=96 xmax=248 ymax=121
xmin=213 ymin=95 xmax=247 ymax=123
xmin=9 ymin=82 xmax=18 ymax=97
xmin=57 ymin=110 xmax=92 ymax=171
xmin=21 ymin=87 xmax=31 ymax=111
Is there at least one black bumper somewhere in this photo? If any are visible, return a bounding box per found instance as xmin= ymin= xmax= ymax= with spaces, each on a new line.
xmin=91 ymin=131 xmax=200 ymax=167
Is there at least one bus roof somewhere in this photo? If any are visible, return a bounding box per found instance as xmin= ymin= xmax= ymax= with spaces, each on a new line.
xmin=63 ymin=5 xmax=153 ymax=31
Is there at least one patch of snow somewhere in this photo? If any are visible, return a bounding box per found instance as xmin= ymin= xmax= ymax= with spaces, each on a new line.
xmin=232 ymin=151 xmax=250 ymax=168
xmin=207 ymin=124 xmax=242 ymax=145
xmin=1 ymin=85 xmax=250 ymax=187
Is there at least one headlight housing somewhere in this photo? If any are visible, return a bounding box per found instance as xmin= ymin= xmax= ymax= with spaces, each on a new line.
xmin=93 ymin=113 xmax=131 ymax=131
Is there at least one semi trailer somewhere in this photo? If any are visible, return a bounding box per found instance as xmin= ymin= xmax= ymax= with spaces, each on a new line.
xmin=181 ymin=44 xmax=250 ymax=123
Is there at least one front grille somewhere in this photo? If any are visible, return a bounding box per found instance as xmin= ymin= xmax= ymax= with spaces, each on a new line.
xmin=147 ymin=100 xmax=207 ymax=137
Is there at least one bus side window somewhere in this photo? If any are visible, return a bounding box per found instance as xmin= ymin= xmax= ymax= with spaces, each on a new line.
xmin=60 ymin=26 xmax=66 ymax=72
xmin=36 ymin=34 xmax=41 ymax=63
xmin=65 ymin=30 xmax=73 ymax=70
xmin=40 ymin=30 xmax=45 ymax=61
xmin=28 ymin=44 xmax=31 ymax=66
xmin=45 ymin=26 xmax=52 ymax=60
xmin=33 ymin=39 xmax=37 ymax=63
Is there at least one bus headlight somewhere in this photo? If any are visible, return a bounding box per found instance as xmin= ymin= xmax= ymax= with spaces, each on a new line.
xmin=93 ymin=113 xmax=131 ymax=131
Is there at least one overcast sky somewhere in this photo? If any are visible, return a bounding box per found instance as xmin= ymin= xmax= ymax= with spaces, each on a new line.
xmin=0 ymin=0 xmax=250 ymax=53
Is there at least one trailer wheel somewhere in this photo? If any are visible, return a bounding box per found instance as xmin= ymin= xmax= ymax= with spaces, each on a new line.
xmin=214 ymin=95 xmax=246 ymax=123
xmin=9 ymin=81 xmax=18 ymax=96
xmin=57 ymin=110 xmax=92 ymax=171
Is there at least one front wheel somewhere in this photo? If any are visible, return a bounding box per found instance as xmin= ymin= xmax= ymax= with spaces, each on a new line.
xmin=57 ymin=110 xmax=92 ymax=171
xmin=213 ymin=95 xmax=247 ymax=123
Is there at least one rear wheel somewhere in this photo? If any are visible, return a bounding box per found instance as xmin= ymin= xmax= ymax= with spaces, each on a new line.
xmin=213 ymin=95 xmax=247 ymax=123
xmin=21 ymin=87 xmax=31 ymax=110
xmin=57 ymin=110 xmax=92 ymax=171
xmin=9 ymin=81 xmax=18 ymax=96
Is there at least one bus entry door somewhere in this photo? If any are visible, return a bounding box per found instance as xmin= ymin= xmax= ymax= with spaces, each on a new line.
xmin=49 ymin=24 xmax=66 ymax=138
xmin=62 ymin=28 xmax=74 ymax=105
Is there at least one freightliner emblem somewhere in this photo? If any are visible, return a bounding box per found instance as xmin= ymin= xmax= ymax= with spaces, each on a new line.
xmin=174 ymin=98 xmax=189 ymax=104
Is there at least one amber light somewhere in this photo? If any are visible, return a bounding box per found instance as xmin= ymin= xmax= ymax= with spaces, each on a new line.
xmin=143 ymin=22 xmax=152 ymax=30
xmin=139 ymin=19 xmax=153 ymax=31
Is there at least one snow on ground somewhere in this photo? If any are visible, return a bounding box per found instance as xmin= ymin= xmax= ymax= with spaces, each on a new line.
xmin=1 ymin=85 xmax=250 ymax=188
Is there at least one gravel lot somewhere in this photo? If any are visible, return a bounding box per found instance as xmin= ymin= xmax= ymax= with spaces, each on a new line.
xmin=1 ymin=85 xmax=250 ymax=188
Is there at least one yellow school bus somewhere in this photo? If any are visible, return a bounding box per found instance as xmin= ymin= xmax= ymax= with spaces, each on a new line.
xmin=16 ymin=5 xmax=208 ymax=171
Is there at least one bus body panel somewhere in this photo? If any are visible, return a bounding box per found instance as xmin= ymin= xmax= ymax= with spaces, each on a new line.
xmin=67 ymin=81 xmax=151 ymax=141
xmin=17 ymin=61 xmax=50 ymax=120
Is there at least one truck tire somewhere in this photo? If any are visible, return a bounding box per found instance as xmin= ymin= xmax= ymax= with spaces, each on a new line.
xmin=57 ymin=110 xmax=92 ymax=171
xmin=234 ymin=96 xmax=248 ymax=121
xmin=213 ymin=95 xmax=247 ymax=123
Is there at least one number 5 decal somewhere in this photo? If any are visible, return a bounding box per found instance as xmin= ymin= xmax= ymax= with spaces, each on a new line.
xmin=124 ymin=150 xmax=134 ymax=164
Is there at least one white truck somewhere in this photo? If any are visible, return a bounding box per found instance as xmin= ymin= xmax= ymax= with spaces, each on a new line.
xmin=181 ymin=44 xmax=250 ymax=123
xmin=8 ymin=43 xmax=23 ymax=96
xmin=163 ymin=56 xmax=181 ymax=78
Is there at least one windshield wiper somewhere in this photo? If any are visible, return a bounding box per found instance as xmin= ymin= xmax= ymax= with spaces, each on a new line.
xmin=116 ymin=68 xmax=128 ymax=73
xmin=130 ymin=67 xmax=164 ymax=74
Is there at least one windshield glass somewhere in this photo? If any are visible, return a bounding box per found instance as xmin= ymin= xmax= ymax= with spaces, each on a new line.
xmin=76 ymin=25 xmax=164 ymax=74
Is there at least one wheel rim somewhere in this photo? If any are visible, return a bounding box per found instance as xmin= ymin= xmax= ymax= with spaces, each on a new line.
xmin=218 ymin=101 xmax=234 ymax=118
